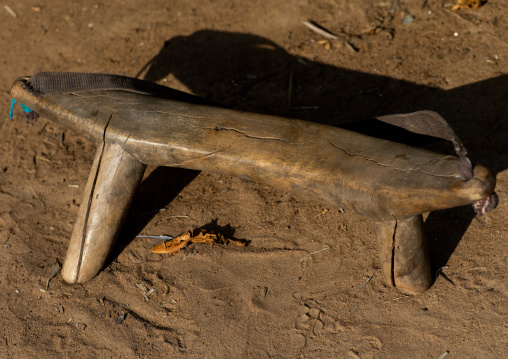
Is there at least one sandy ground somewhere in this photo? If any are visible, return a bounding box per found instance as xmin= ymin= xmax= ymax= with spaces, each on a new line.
xmin=1 ymin=0 xmax=507 ymax=358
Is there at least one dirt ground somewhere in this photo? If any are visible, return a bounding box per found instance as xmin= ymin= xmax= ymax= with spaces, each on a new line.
xmin=1 ymin=0 xmax=507 ymax=358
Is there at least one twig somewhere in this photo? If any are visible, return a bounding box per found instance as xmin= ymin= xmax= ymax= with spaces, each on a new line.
xmin=436 ymin=266 xmax=456 ymax=286
xmin=136 ymin=282 xmax=155 ymax=301
xmin=37 ymin=122 xmax=49 ymax=135
xmin=355 ymin=275 xmax=373 ymax=291
xmin=301 ymin=18 xmax=359 ymax=53
xmin=59 ymin=132 xmax=67 ymax=149
xmin=36 ymin=155 xmax=50 ymax=163
xmin=45 ymin=262 xmax=62 ymax=291
xmin=137 ymin=235 xmax=174 ymax=240
xmin=302 ymin=21 xmax=338 ymax=39
xmin=389 ymin=0 xmax=400 ymax=13
xmin=300 ymin=247 xmax=329 ymax=260
xmin=440 ymin=273 xmax=456 ymax=286
xmin=136 ymin=235 xmax=174 ymax=248
xmin=435 ymin=265 xmax=448 ymax=280
xmin=384 ymin=295 xmax=410 ymax=303
xmin=436 ymin=352 xmax=449 ymax=359
xmin=4 ymin=4 xmax=18 ymax=18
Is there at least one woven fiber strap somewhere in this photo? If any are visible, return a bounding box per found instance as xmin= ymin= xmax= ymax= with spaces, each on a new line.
xmin=27 ymin=72 xmax=162 ymax=95
xmin=376 ymin=111 xmax=473 ymax=181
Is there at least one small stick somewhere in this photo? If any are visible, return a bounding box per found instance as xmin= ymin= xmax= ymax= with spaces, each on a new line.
xmin=4 ymin=4 xmax=18 ymax=18
xmin=436 ymin=352 xmax=449 ymax=359
xmin=36 ymin=155 xmax=51 ymax=163
xmin=59 ymin=132 xmax=67 ymax=149
xmin=300 ymin=247 xmax=328 ymax=260
xmin=302 ymin=21 xmax=338 ymax=40
xmin=136 ymin=235 xmax=174 ymax=248
xmin=435 ymin=265 xmax=448 ymax=280
xmin=436 ymin=266 xmax=456 ymax=286
xmin=389 ymin=0 xmax=400 ymax=13
xmin=37 ymin=122 xmax=49 ymax=135
xmin=45 ymin=262 xmax=62 ymax=290
xmin=356 ymin=275 xmax=373 ymax=291
xmin=384 ymin=295 xmax=410 ymax=303
xmin=137 ymin=235 xmax=174 ymax=240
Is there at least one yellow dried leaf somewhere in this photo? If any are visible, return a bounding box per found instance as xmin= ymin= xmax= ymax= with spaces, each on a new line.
xmin=451 ymin=0 xmax=486 ymax=10
xmin=190 ymin=230 xmax=218 ymax=243
xmin=317 ymin=39 xmax=331 ymax=50
xmin=151 ymin=229 xmax=246 ymax=254
xmin=151 ymin=230 xmax=192 ymax=254
xmin=312 ymin=208 xmax=329 ymax=219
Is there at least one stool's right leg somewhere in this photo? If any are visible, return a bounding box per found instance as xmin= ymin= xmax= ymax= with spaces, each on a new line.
xmin=376 ymin=215 xmax=432 ymax=294
xmin=61 ymin=141 xmax=146 ymax=283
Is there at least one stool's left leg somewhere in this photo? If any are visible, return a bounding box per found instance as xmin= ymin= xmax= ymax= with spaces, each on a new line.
xmin=61 ymin=141 xmax=146 ymax=283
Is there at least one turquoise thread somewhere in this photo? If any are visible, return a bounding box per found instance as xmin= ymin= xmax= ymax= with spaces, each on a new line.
xmin=10 ymin=99 xmax=33 ymax=119
xmin=9 ymin=99 xmax=15 ymax=119
xmin=20 ymin=102 xmax=32 ymax=113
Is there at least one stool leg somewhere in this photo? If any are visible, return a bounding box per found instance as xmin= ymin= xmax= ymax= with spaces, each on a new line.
xmin=61 ymin=141 xmax=146 ymax=283
xmin=376 ymin=215 xmax=432 ymax=294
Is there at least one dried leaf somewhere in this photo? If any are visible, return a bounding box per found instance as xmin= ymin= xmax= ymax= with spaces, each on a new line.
xmin=317 ymin=40 xmax=331 ymax=50
xmin=151 ymin=229 xmax=246 ymax=254
xmin=451 ymin=0 xmax=486 ymax=11
xmin=311 ymin=208 xmax=329 ymax=219
xmin=151 ymin=230 xmax=193 ymax=254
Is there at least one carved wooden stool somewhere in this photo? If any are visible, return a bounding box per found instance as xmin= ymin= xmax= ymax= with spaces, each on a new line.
xmin=10 ymin=73 xmax=497 ymax=294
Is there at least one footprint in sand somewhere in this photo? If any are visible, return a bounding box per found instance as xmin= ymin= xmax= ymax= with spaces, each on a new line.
xmin=295 ymin=304 xmax=325 ymax=335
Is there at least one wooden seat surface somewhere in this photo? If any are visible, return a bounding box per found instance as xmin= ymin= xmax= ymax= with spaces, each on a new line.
xmin=11 ymin=79 xmax=495 ymax=222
